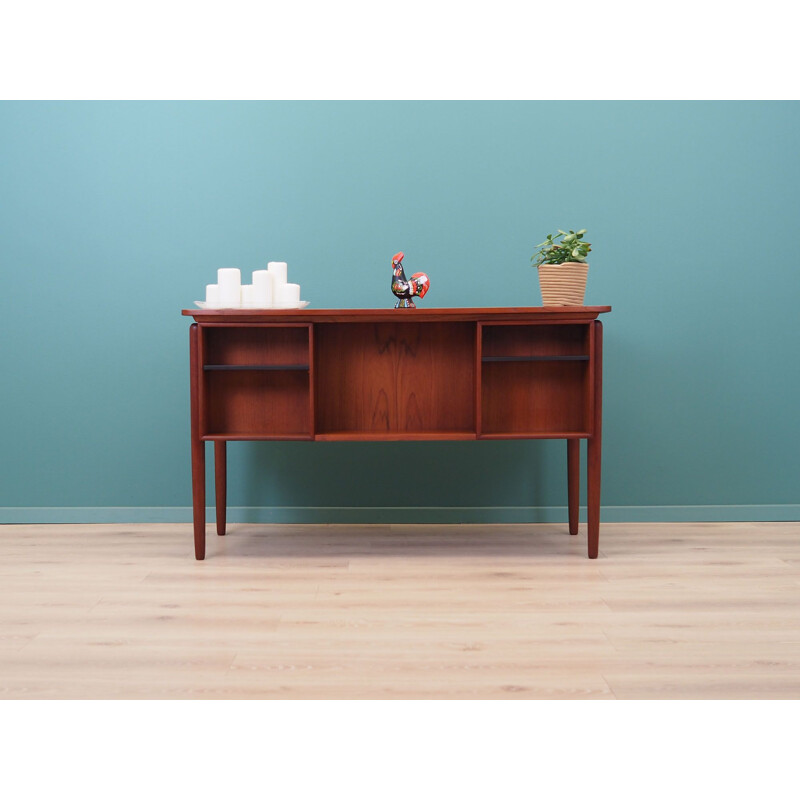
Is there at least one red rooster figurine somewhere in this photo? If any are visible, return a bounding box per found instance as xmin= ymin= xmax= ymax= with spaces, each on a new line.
xmin=391 ymin=252 xmax=430 ymax=308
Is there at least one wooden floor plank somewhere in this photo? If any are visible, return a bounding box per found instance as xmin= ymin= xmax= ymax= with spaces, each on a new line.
xmin=1 ymin=522 xmax=800 ymax=699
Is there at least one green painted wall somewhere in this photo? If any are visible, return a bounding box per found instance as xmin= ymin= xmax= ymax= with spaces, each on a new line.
xmin=1 ymin=101 xmax=798 ymax=522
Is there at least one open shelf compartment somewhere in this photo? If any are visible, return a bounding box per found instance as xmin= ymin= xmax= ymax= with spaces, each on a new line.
xmin=201 ymin=325 xmax=313 ymax=437
xmin=479 ymin=322 xmax=592 ymax=436
xmin=204 ymin=325 xmax=310 ymax=368
xmin=481 ymin=323 xmax=589 ymax=359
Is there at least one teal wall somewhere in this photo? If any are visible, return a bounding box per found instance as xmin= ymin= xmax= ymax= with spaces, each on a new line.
xmin=1 ymin=101 xmax=798 ymax=522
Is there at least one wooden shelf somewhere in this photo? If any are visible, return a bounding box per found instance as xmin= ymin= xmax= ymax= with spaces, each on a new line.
xmin=481 ymin=355 xmax=589 ymax=362
xmin=315 ymin=431 xmax=476 ymax=442
xmin=202 ymin=433 xmax=313 ymax=441
xmin=204 ymin=364 xmax=309 ymax=371
xmin=479 ymin=432 xmax=589 ymax=440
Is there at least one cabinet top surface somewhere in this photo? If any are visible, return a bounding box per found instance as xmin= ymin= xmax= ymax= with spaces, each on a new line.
xmin=182 ymin=306 xmax=611 ymax=324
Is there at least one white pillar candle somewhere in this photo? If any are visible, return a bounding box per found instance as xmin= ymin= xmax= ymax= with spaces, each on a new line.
xmin=267 ymin=261 xmax=288 ymax=286
xmin=275 ymin=282 xmax=301 ymax=307
xmin=218 ymin=268 xmax=241 ymax=308
xmin=252 ymin=270 xmax=274 ymax=308
xmin=241 ymin=284 xmax=256 ymax=308
xmin=205 ymin=284 xmax=220 ymax=308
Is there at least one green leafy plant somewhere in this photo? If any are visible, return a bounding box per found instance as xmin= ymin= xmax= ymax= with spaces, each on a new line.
xmin=531 ymin=229 xmax=591 ymax=267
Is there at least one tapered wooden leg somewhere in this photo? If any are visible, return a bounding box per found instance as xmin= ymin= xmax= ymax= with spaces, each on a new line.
xmin=567 ymin=439 xmax=580 ymax=535
xmin=587 ymin=320 xmax=603 ymax=559
xmin=189 ymin=323 xmax=206 ymax=560
xmin=587 ymin=437 xmax=600 ymax=558
xmin=215 ymin=441 xmax=227 ymax=536
xmin=191 ymin=436 xmax=206 ymax=560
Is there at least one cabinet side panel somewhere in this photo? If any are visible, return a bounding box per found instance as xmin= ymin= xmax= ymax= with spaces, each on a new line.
xmin=315 ymin=322 xmax=475 ymax=434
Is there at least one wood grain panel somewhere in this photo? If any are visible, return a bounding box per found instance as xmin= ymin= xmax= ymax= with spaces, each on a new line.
xmin=314 ymin=322 xmax=475 ymax=434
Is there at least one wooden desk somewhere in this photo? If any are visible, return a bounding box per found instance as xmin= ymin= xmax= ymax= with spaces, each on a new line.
xmin=182 ymin=307 xmax=611 ymax=560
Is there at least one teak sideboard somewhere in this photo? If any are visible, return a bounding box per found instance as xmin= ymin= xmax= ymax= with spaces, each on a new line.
xmin=182 ymin=306 xmax=611 ymax=560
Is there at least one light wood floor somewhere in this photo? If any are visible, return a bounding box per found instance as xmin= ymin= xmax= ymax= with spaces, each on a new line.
xmin=1 ymin=521 xmax=800 ymax=699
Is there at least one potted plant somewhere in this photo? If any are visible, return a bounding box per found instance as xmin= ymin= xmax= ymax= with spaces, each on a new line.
xmin=531 ymin=229 xmax=592 ymax=306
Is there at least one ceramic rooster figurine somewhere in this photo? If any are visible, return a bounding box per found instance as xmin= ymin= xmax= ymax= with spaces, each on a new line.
xmin=391 ymin=252 xmax=430 ymax=308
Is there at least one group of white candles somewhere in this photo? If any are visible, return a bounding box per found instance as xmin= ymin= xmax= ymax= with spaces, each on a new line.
xmin=205 ymin=262 xmax=302 ymax=308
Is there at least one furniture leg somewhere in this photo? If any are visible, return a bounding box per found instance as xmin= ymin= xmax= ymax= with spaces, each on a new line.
xmin=587 ymin=437 xmax=600 ymax=558
xmin=191 ymin=437 xmax=206 ymax=560
xmin=190 ymin=323 xmax=206 ymax=560
xmin=567 ymin=439 xmax=580 ymax=535
xmin=587 ymin=320 xmax=603 ymax=559
xmin=215 ymin=441 xmax=227 ymax=536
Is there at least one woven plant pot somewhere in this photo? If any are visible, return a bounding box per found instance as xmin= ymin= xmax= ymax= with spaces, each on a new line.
xmin=538 ymin=262 xmax=589 ymax=307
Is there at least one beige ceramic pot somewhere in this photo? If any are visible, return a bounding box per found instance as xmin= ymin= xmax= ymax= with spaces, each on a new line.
xmin=538 ymin=262 xmax=589 ymax=306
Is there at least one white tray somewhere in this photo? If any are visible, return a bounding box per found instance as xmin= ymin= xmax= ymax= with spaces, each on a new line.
xmin=194 ymin=301 xmax=310 ymax=310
